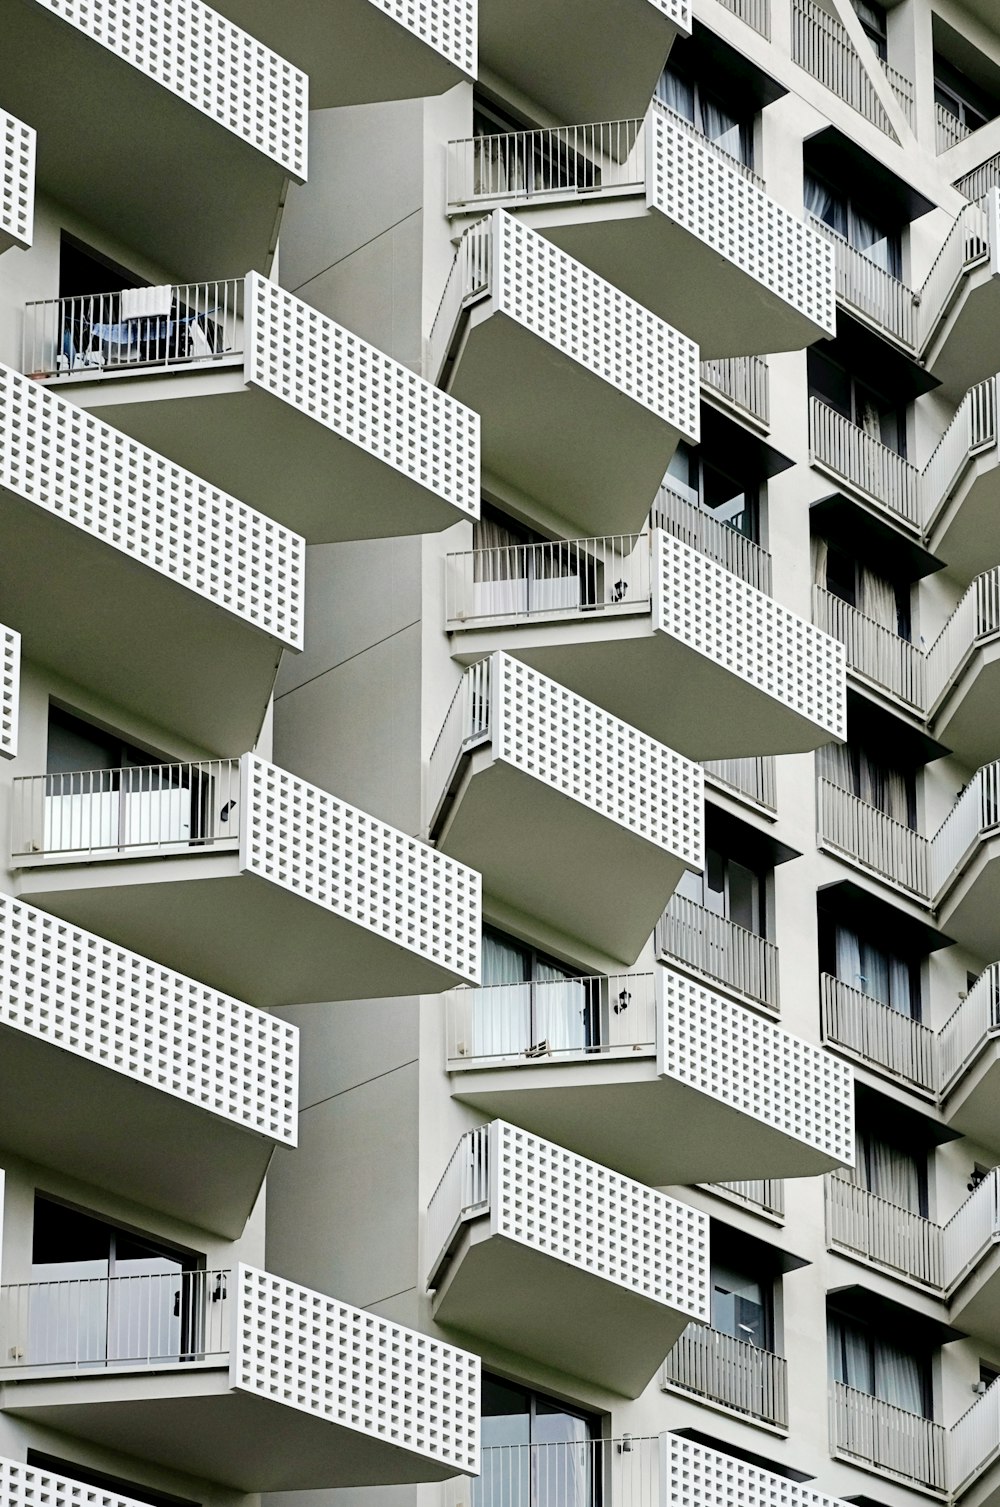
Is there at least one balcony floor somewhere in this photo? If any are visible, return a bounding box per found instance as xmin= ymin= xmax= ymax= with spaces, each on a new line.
xmin=0 ymin=1367 xmax=463 ymax=1492
xmin=924 ymin=267 xmax=1000 ymax=402
xmin=16 ymin=851 xmax=470 ymax=1007
xmin=936 ymin=839 xmax=1000 ymax=961
xmin=925 ymin=455 xmax=1000 ymax=586
xmin=932 ymin=642 xmax=1000 ymax=769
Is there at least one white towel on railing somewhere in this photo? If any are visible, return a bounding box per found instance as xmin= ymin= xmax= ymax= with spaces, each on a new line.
xmin=120 ymin=284 xmax=173 ymax=320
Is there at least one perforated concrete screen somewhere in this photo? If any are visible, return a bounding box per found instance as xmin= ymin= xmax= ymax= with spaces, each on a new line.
xmin=492 ymin=654 xmax=704 ymax=866
xmin=0 ymin=1456 xmax=153 ymax=1507
xmin=657 ymin=968 xmax=855 ymax=1166
xmin=666 ymin=1434 xmax=845 ymax=1507
xmin=487 ymin=210 xmax=700 ymax=437
xmin=234 ymin=1267 xmax=480 ymax=1473
xmin=30 ymin=0 xmax=307 ymax=177
xmin=370 ymin=0 xmax=475 ymax=73
xmin=241 ymin=755 xmax=481 ymax=984
xmin=649 ymin=0 xmax=689 ymax=25
xmin=649 ymin=105 xmax=835 ymax=336
xmin=653 ymin=532 xmax=846 ymax=742
xmin=0 ymin=109 xmax=33 ymax=249
xmin=0 ymin=893 xmax=298 ymax=1142
xmin=0 ymin=623 xmax=18 ymax=759
xmin=0 ymin=365 xmax=304 ymax=650
xmin=493 ymin=1121 xmax=710 ymax=1319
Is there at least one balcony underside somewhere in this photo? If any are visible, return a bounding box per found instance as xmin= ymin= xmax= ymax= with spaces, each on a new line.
xmin=0 ymin=486 xmax=281 ymax=755
xmin=436 ymin=750 xmax=690 ymax=967
xmin=942 ymin=1043 xmax=1000 ymax=1152
xmin=936 ymin=840 xmax=1000 ymax=961
xmin=0 ymin=1 xmax=291 ymax=279
xmin=73 ymin=368 xmax=469 ymax=546
xmin=924 ymin=270 xmax=1000 ymax=402
xmin=531 ymin=199 xmax=827 ymax=359
xmin=0 ymin=1369 xmax=462 ymax=1491
xmin=452 ymin=619 xmax=835 ymax=760
xmin=932 ymin=644 xmax=1000 ymax=769
xmin=16 ymin=852 xmax=468 ymax=1007
xmin=451 ymin=1058 xmax=846 ymax=1185
xmin=950 ymin=1247 xmax=1000 ymax=1344
xmin=444 ymin=306 xmax=682 ymax=537
xmin=432 ymin=1220 xmax=691 ymax=1397
xmin=210 ymin=0 xmax=471 ymax=107
xmin=0 ymin=1023 xmax=272 ymax=1237
xmin=926 ymin=457 xmax=1000 ymax=585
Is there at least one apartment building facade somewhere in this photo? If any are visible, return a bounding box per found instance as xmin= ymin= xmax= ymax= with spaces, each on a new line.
xmin=4 ymin=1 xmax=1000 ymax=1507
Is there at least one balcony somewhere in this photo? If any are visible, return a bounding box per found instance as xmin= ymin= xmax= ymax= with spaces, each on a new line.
xmin=704 ymin=756 xmax=778 ymax=814
xmin=820 ymin=974 xmax=936 ymax=1098
xmin=932 ymin=764 xmax=1000 ymax=957
xmin=809 ymin=216 xmax=917 ymax=350
xmin=918 ymin=191 xmax=1000 ymax=400
xmin=443 ymin=964 xmax=852 ymax=1185
xmin=0 ymin=0 xmax=306 ymax=278
xmin=652 ymin=485 xmax=772 ymax=591
xmin=923 ymin=376 xmax=1000 ymax=581
xmin=426 ymin=1120 xmax=709 ymax=1396
xmin=809 ymin=398 xmax=922 ymax=535
xmin=817 ymin=778 xmax=930 ymax=901
xmin=702 ymin=355 xmax=770 ymax=428
xmin=791 ymin=0 xmax=910 ymax=139
xmin=427 ymin=654 xmax=701 ymax=967
xmin=657 ymin=894 xmax=779 ymax=1013
xmin=0 ymin=108 xmax=33 ymax=253
xmin=706 ymin=1179 xmax=785 ymax=1218
xmin=428 ymin=210 xmax=697 ymax=537
xmin=830 ymin=1382 xmax=946 ymax=1492
xmin=936 ymin=102 xmax=971 ymax=156
xmin=476 ymin=0 xmax=688 ymax=124
xmin=813 ymin=588 xmax=924 ymax=717
xmin=0 ymin=893 xmax=295 ymax=1237
xmin=12 ymin=753 xmax=481 ymax=1007
xmin=1 ymin=622 xmax=18 ymax=760
xmin=33 ymin=275 xmax=480 ymax=545
xmin=445 ymin=530 xmax=845 ymax=761
xmin=446 ymin=106 xmax=834 ymax=359
xmin=0 ymin=1265 xmax=479 ymax=1492
xmin=0 ymin=365 xmax=302 ymax=754
xmin=939 ymin=965 xmax=1000 ymax=1149
xmin=663 ymin=1324 xmax=788 ymax=1429
xmin=208 ymin=0 xmax=474 ymax=108
xmin=926 ymin=570 xmax=1000 ymax=767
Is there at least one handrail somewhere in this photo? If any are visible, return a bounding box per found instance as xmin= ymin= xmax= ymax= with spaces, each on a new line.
xmin=937 ymin=102 xmax=972 ymax=156
xmin=444 ymin=531 xmax=650 ymax=627
xmin=930 ymin=763 xmax=1000 ymax=900
xmin=426 ymin=1124 xmax=491 ymax=1287
xmin=922 ymin=375 xmax=997 ymax=534
xmin=917 ymin=199 xmax=991 ymax=354
xmin=703 ymin=756 xmax=777 ymax=812
xmin=820 ymin=973 xmax=935 ymax=1094
xmin=652 ymin=485 xmax=772 ymax=593
xmin=447 ymin=117 xmax=645 ymax=209
xmin=663 ymin=1324 xmax=788 ymax=1427
xmin=830 ymin=1380 xmax=947 ymax=1490
xmin=809 ymin=398 xmax=921 ymax=531
xmin=808 ymin=215 xmax=917 ymax=347
xmin=813 ymin=586 xmax=924 ymax=713
xmin=817 ymin=778 xmax=929 ymax=899
xmin=826 ymin=1173 xmax=943 ymax=1287
xmin=445 ymin=971 xmax=656 ymax=1065
xmin=791 ymin=0 xmax=899 ymax=137
xmin=657 ymin=893 xmax=779 ymax=1011
xmin=701 ymin=355 xmax=770 ymax=426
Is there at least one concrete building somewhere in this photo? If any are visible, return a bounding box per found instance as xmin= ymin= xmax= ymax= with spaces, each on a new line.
xmin=6 ymin=2 xmax=1000 ymax=1507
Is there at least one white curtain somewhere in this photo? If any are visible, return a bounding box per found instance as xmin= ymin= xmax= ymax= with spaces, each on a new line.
xmin=804 ymin=173 xmax=842 ymax=232
xmin=834 ymin=925 xmax=864 ymax=991
xmin=475 ymin=933 xmax=529 ymax=1057
xmin=859 ymin=752 xmax=910 ymax=826
xmin=656 ymin=67 xmax=694 ymax=121
xmin=812 ymin=535 xmax=829 ymax=589
xmin=847 ymin=1130 xmax=923 ymax=1214
xmin=875 ymin=1339 xmax=925 ymax=1415
xmin=858 ymin=566 xmax=898 ymax=632
xmin=533 ymin=960 xmax=588 ymax=1053
xmin=818 ymin=739 xmax=856 ymax=793
xmin=828 ymin=1315 xmax=874 ymax=1392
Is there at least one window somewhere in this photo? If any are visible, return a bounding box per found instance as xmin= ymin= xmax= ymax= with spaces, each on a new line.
xmin=808 ymin=346 xmax=907 ymax=456
xmin=851 ymin=0 xmax=887 ymax=61
xmin=657 ymin=63 xmax=754 ymax=168
xmin=477 ymin=927 xmax=599 ymax=1057
xmin=828 ymin=1309 xmax=932 ymax=1418
xmin=676 ymin=845 xmax=767 ymax=936
xmin=817 ymin=738 xmax=917 ymax=829
xmin=471 ymin=507 xmax=604 ymax=615
xmin=804 ymin=171 xmax=901 ymax=278
xmin=813 ymin=537 xmax=911 ymax=640
xmin=711 ymin=1257 xmax=772 ymax=1349
xmin=664 ymin=443 xmax=760 ymax=542
xmin=844 ymin=1124 xmax=928 ymax=1215
xmin=27 ymin=1454 xmax=198 ymax=1507
xmin=825 ymin=921 xmax=919 ymax=1021
xmin=470 ymin=94 xmax=598 ymax=196
xmin=934 ymin=56 xmax=995 ymax=136
xmin=481 ymin=1374 xmax=601 ymax=1507
xmin=980 ymin=1362 xmax=1000 ymax=1390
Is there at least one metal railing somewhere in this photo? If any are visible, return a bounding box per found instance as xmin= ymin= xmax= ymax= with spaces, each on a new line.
xmin=926 ymin=566 xmax=1000 ymax=713
xmin=939 ymin=964 xmax=1000 ymax=1095
xmin=820 ymin=974 xmax=935 ymax=1094
xmin=917 ymin=199 xmax=991 ymax=354
xmin=942 ymin=1167 xmax=1000 ymax=1292
xmin=427 ymin=1125 xmax=491 ymax=1288
xmin=807 ymin=215 xmax=916 ymax=347
xmin=703 ymin=756 xmax=777 ymax=813
xmin=428 ymin=217 xmax=494 ymax=383
xmin=817 ymin=778 xmax=929 ymax=899
xmin=657 ymin=894 xmax=779 ymax=1012
xmin=714 ymin=0 xmax=770 ymax=37
xmin=956 ymin=154 xmax=1000 ymax=205
xmin=445 ymin=972 xmax=656 ymax=1066
xmin=23 ymin=279 xmax=244 ymax=381
xmin=930 ymin=763 xmax=1000 ymax=900
xmin=0 ymin=1268 xmax=231 ymax=1372
xmin=809 ymin=399 xmax=921 ymax=531
xmin=883 ymin=60 xmax=915 ymax=127
xmin=701 ymin=355 xmax=770 ymax=427
xmin=663 ymin=1325 xmax=788 ymax=1427
xmin=922 ymin=375 xmax=997 ymax=534
xmin=791 ymin=0 xmax=898 ymax=136
xmin=830 ymin=1381 xmax=947 ymax=1490
xmin=652 ymin=485 xmax=772 ymax=593
xmin=10 ymin=759 xmax=242 ymax=862
xmin=936 ymin=102 xmax=972 ymax=156
xmin=427 ymin=659 xmax=493 ymax=834
xmin=446 ymin=1436 xmax=662 ymax=1507
xmin=447 ymin=118 xmax=645 ymax=209
xmin=707 ymin=1180 xmax=785 ymax=1217
xmin=445 ymin=532 xmax=650 ymax=628
xmin=950 ymin=1377 xmax=1000 ymax=1495
xmin=813 ymin=587 xmax=924 ymax=713
xmin=826 ymin=1173 xmax=942 ymax=1287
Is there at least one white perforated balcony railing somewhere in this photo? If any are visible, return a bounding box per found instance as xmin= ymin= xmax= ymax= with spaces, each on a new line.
xmin=652 ymin=483 xmax=772 ymax=593
xmin=0 ymin=891 xmax=297 ymax=1234
xmin=0 ymin=361 xmax=303 ymax=752
xmin=0 ymin=1266 xmax=480 ymax=1490
xmin=0 ymin=623 xmax=18 ymax=760
xmin=663 ymin=1324 xmax=788 ymax=1428
xmin=0 ymin=1457 xmax=163 ymax=1507
xmin=0 ymin=108 xmax=33 ymax=253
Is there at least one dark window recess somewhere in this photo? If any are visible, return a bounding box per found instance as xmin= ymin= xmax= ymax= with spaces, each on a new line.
xmin=828 ymin=1307 xmax=933 ymax=1418
xmin=934 ymin=55 xmax=997 ymax=135
xmin=657 ymin=62 xmax=754 ymax=169
xmin=851 ymin=0 xmax=888 ymax=61
xmin=814 ymin=537 xmax=911 ymax=640
xmin=817 ymin=736 xmax=918 ymax=830
xmin=481 ymin=1372 xmax=603 ymax=1507
xmin=818 ymin=912 xmax=921 ymax=1021
xmin=711 ymin=1257 xmax=773 ymax=1349
xmin=665 ymin=441 xmax=760 ymax=542
xmin=808 ymin=346 xmax=907 ymax=457
xmin=58 ymin=233 xmax=142 ymax=302
xmin=804 ymin=170 xmax=901 ymax=277
xmin=675 ymin=843 xmax=767 ymax=937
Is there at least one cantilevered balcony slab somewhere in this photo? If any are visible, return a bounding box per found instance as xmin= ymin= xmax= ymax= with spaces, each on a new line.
xmin=210 ymin=0 xmax=475 ymax=107
xmin=447 ymin=531 xmax=845 ymax=759
xmin=919 ymin=191 xmax=1000 ymax=402
xmin=0 ymin=1267 xmax=479 ymax=1492
xmin=478 ymin=0 xmax=687 ymax=122
xmin=70 ymin=274 xmax=480 ymax=545
xmin=454 ymin=105 xmax=834 ymax=358
xmin=941 ymin=966 xmax=1000 ymax=1151
xmin=429 ymin=211 xmax=697 ymax=537
xmin=0 ymin=109 xmax=33 ymax=254
xmin=13 ymin=754 xmax=480 ymax=1007
xmin=926 ymin=570 xmax=1000 ymax=770
xmin=932 ymin=765 xmax=1000 ymax=960
xmin=0 ymin=365 xmax=302 ymax=756
xmin=0 ymin=895 xmax=296 ymax=1237
xmin=428 ymin=654 xmax=702 ymax=967
xmin=923 ymin=376 xmax=1000 ymax=583
xmin=0 ymin=0 xmax=306 ymax=278
xmin=427 ymin=1120 xmax=708 ymax=1396
xmin=445 ymin=966 xmax=853 ymax=1185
